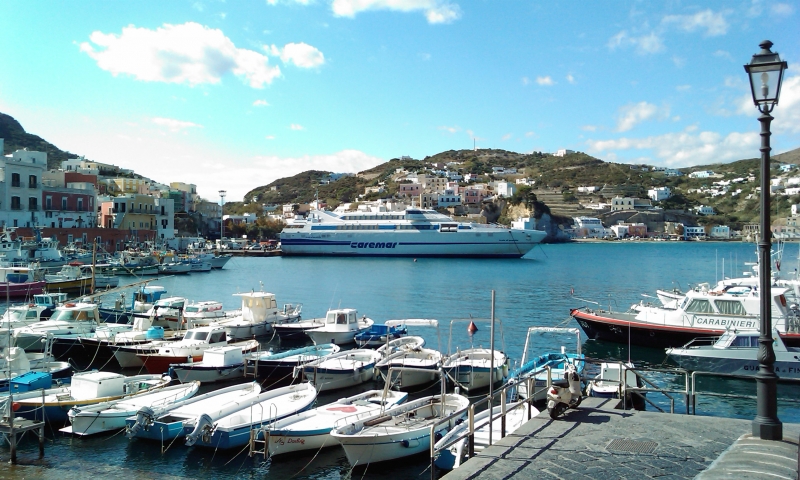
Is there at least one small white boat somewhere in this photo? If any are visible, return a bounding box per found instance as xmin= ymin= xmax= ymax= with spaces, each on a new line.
xmin=442 ymin=348 xmax=508 ymax=392
xmin=181 ymin=300 xmax=236 ymax=328
xmin=304 ymin=308 xmax=374 ymax=345
xmin=666 ymin=328 xmax=800 ymax=379
xmin=12 ymin=301 xmax=102 ymax=352
xmin=208 ymin=291 xmax=302 ymax=340
xmin=262 ymin=389 xmax=409 ymax=457
xmin=586 ymin=361 xmax=646 ymax=410
xmin=126 ymin=381 xmax=263 ymax=441
xmin=331 ymin=391 xmax=470 ymax=465
xmin=184 ymin=382 xmax=318 ymax=450
xmin=376 ymin=346 xmax=443 ymax=389
xmin=168 ymin=346 xmax=246 ymax=384
xmin=375 ymin=335 xmax=426 ymax=357
xmin=61 ymin=381 xmax=200 ymax=436
xmin=137 ymin=326 xmax=259 ymax=374
xmin=434 ymin=401 xmax=532 ymax=470
xmin=158 ymin=262 xmax=192 ymax=275
xmin=301 ymin=348 xmax=382 ymax=392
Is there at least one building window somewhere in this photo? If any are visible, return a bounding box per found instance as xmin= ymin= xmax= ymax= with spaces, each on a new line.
xmin=28 ymin=197 xmax=37 ymax=211
xmin=28 ymin=175 xmax=37 ymax=188
xmin=11 ymin=173 xmax=20 ymax=188
xmin=62 ymin=198 xmax=67 ymax=210
xmin=77 ymin=198 xmax=84 ymax=211
xmin=10 ymin=197 xmax=21 ymax=210
xmin=45 ymin=196 xmax=52 ymax=210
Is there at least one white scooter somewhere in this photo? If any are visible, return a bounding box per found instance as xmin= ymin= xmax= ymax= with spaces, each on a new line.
xmin=546 ymin=362 xmax=583 ymax=419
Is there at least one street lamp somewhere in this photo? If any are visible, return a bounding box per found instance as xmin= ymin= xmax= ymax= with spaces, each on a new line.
xmin=744 ymin=39 xmax=788 ymax=441
xmin=219 ymin=190 xmax=226 ymax=246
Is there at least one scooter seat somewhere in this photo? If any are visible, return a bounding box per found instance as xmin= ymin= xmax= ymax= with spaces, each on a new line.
xmin=552 ymin=379 xmax=570 ymax=388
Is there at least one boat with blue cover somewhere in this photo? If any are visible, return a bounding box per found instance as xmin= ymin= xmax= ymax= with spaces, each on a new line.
xmin=506 ymin=327 xmax=585 ymax=401
xmin=244 ymin=343 xmax=340 ymax=385
xmin=354 ymin=322 xmax=408 ymax=348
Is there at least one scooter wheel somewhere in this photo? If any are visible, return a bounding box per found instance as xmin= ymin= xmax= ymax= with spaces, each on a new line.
xmin=548 ymin=403 xmax=568 ymax=419
xmin=570 ymin=396 xmax=583 ymax=409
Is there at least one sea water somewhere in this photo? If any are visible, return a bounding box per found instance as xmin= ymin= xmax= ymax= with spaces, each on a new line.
xmin=3 ymin=241 xmax=799 ymax=479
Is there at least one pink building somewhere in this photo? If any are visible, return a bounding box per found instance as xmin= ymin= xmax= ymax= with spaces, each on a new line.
xmin=397 ymin=183 xmax=421 ymax=197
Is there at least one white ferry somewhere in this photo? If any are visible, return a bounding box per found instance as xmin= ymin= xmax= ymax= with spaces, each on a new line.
xmin=279 ymin=208 xmax=546 ymax=258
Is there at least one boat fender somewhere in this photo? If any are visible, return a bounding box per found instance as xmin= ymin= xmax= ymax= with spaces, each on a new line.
xmin=434 ymin=431 xmax=443 ymax=442
xmin=401 ymin=438 xmax=420 ymax=448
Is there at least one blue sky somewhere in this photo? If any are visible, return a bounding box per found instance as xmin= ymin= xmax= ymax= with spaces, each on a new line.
xmin=1 ymin=1 xmax=798 ymax=202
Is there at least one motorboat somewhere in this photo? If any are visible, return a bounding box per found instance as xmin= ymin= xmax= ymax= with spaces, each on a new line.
xmin=208 ymin=291 xmax=302 ymax=340
xmin=261 ymin=389 xmax=409 ymax=458
xmin=279 ymin=206 xmax=546 ymax=258
xmin=376 ymin=346 xmax=443 ymax=390
xmin=300 ymin=348 xmax=382 ymax=392
xmin=158 ymin=261 xmax=192 ymax=275
xmin=10 ymin=370 xmax=172 ymax=424
xmin=0 ymin=227 xmax=66 ymax=267
xmin=44 ymin=263 xmax=93 ymax=294
xmin=135 ymin=326 xmax=259 ymax=374
xmin=586 ymin=361 xmax=646 ymax=410
xmin=0 ymin=303 xmax=49 ymax=329
xmin=132 ymin=296 xmax=188 ymax=330
xmin=375 ymin=335 xmax=426 ymax=357
xmin=32 ymin=292 xmax=70 ymax=319
xmin=442 ymin=348 xmax=508 ymax=392
xmin=126 ymin=381 xmax=263 ymax=442
xmin=12 ymin=301 xmax=104 ymax=352
xmin=571 ymin=284 xmax=800 ymax=348
xmin=434 ymin=400 xmax=532 ymax=470
xmin=304 ymin=308 xmax=374 ymax=345
xmin=245 ymin=343 xmax=340 ymax=386
xmin=168 ymin=346 xmax=246 ymax=384
xmin=273 ymin=312 xmax=327 ymax=343
xmin=506 ymin=327 xmax=585 ymax=402
xmin=354 ymin=322 xmax=407 ymax=348
xmin=0 ymin=345 xmax=72 ymax=391
xmin=0 ymin=263 xmax=46 ymax=298
xmin=75 ymin=316 xmax=184 ymax=370
xmin=666 ymin=328 xmax=800 ymax=379
xmin=330 ymin=389 xmax=470 ymax=465
xmin=184 ymin=382 xmax=317 ymax=450
xmin=61 ymin=381 xmax=200 ymax=436
xmin=181 ymin=300 xmax=236 ymax=328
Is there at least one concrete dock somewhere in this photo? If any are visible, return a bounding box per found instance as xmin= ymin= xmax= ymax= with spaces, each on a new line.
xmin=443 ymin=397 xmax=799 ymax=480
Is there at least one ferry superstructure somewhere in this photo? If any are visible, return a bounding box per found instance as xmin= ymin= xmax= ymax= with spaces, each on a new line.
xmin=279 ymin=208 xmax=546 ymax=258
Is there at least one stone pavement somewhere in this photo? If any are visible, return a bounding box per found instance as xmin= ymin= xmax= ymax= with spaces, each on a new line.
xmin=442 ymin=397 xmax=799 ymax=480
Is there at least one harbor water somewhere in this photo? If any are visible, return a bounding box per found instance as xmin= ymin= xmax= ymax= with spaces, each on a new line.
xmin=3 ymin=241 xmax=800 ymax=479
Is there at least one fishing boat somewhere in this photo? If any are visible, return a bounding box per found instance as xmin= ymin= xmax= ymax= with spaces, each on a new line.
xmin=126 ymin=381 xmax=263 ymax=442
xmin=10 ymin=370 xmax=172 ymax=424
xmin=184 ymin=382 xmax=318 ymax=449
xmin=434 ymin=400 xmax=531 ymax=470
xmin=135 ymin=326 xmax=259 ymax=374
xmin=0 ymin=263 xmax=46 ymax=298
xmin=506 ymin=327 xmax=585 ymax=402
xmin=304 ymin=308 xmax=374 ymax=345
xmin=61 ymin=381 xmax=200 ymax=436
xmin=300 ymin=348 xmax=382 ymax=392
xmin=272 ymin=310 xmax=330 ymax=343
xmin=207 ymin=291 xmax=302 ymax=340
xmin=261 ymin=389 xmax=409 ymax=457
xmin=376 ymin=346 xmax=443 ymax=390
xmin=441 ymin=318 xmax=508 ymax=392
xmin=330 ymin=382 xmax=470 ymax=465
xmin=571 ymin=284 xmax=800 ymax=348
xmin=665 ymin=328 xmax=800 ymax=379
xmin=0 ymin=346 xmax=72 ymax=392
xmin=585 ymin=361 xmax=646 ymax=410
xmin=181 ymin=300 xmax=235 ymax=328
xmin=375 ymin=335 xmax=426 ymax=357
xmin=167 ymin=346 xmax=246 ymax=384
xmin=0 ymin=303 xmax=49 ymax=329
xmin=12 ymin=301 xmax=105 ymax=352
xmin=279 ymin=206 xmax=546 ymax=258
xmin=245 ymin=343 xmax=340 ymax=386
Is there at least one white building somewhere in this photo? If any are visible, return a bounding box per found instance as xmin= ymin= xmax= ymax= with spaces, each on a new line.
xmin=648 ymin=186 xmax=672 ymax=202
xmin=153 ymin=197 xmax=175 ymax=242
xmin=573 ymin=217 xmax=610 ymax=238
xmin=684 ymin=226 xmax=706 ymax=240
xmin=709 ymin=225 xmax=731 ymax=239
xmin=694 ymin=205 xmax=715 ymax=215
xmin=494 ymin=181 xmax=515 ymax=197
xmin=577 ymin=186 xmax=599 ymax=194
xmin=0 ymin=141 xmax=47 ymax=228
xmin=689 ymin=170 xmax=715 ymax=178
xmin=437 ymin=189 xmax=461 ymax=208
xmin=554 ymin=149 xmax=575 ymax=157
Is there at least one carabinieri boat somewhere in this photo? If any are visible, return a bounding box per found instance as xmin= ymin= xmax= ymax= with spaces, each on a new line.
xmin=279 ymin=207 xmax=546 ymax=258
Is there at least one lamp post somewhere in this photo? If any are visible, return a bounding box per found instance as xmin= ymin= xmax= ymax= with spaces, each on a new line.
xmin=744 ymin=39 xmax=787 ymax=441
xmin=219 ymin=190 xmax=226 ymax=246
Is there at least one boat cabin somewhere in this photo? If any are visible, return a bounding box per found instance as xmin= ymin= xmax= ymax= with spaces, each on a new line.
xmin=34 ymin=292 xmax=69 ymax=310
xmin=184 ymin=301 xmax=223 ymax=317
xmin=234 ymin=291 xmax=280 ymax=321
xmin=70 ymin=371 xmax=126 ymax=400
xmin=325 ymin=309 xmax=359 ymax=326
xmin=50 ymin=302 xmax=100 ymax=322
xmin=179 ymin=326 xmax=228 ymax=345
xmin=202 ymin=346 xmax=243 ymax=367
xmin=713 ymin=329 xmax=790 ymax=352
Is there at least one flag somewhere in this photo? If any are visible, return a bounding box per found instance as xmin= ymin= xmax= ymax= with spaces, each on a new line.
xmin=467 ymin=321 xmax=478 ymax=336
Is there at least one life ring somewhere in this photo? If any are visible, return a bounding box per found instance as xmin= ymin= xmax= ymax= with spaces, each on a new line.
xmin=65 ymin=303 xmax=77 ymax=307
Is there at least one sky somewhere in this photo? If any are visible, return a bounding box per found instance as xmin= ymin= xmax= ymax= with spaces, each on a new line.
xmin=1 ymin=1 xmax=799 ymax=203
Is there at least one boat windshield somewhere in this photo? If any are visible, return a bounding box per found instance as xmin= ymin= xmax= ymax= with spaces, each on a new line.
xmin=186 ymin=331 xmax=209 ymax=341
xmin=51 ymin=309 xmax=92 ymax=321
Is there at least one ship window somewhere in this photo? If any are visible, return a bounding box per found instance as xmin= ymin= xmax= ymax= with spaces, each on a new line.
xmin=210 ymin=332 xmax=226 ymax=343
xmin=731 ymin=335 xmax=758 ymax=348
xmin=684 ymin=299 xmax=713 ymax=314
xmin=337 ymin=314 xmax=347 ymax=325
xmin=714 ymin=300 xmax=746 ymax=316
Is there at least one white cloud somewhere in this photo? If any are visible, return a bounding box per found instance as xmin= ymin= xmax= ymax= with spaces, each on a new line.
xmin=606 ymin=30 xmax=663 ymax=55
xmin=521 ymin=77 xmax=530 ymax=86
xmin=662 ymin=9 xmax=729 ymax=36
xmin=151 ymin=117 xmax=202 ymax=132
xmin=267 ymin=0 xmax=312 ymax=5
xmin=616 ymin=102 xmax=659 ymax=132
xmin=525 ymin=131 xmax=535 ymax=137
xmin=269 ymin=42 xmax=325 ymax=68
xmin=419 ymin=53 xmax=431 ymax=61
xmin=438 ymin=125 xmax=459 ymax=134
xmin=501 ymin=133 xmax=512 ymax=141
xmin=80 ymin=22 xmax=281 ymax=88
xmin=675 ymin=85 xmax=691 ymax=92
xmin=253 ymin=99 xmax=270 ymax=107
xmin=672 ymin=56 xmax=686 ymax=68
xmin=265 ymin=135 xmax=276 ymax=140
xmin=581 ymin=125 xmax=598 ymax=132
xmin=566 ymin=74 xmax=575 ymax=84
xmin=587 ymin=129 xmax=759 ymax=167
xmin=331 ymin=0 xmax=461 ymax=24
xmin=290 ymin=124 xmax=305 ymax=130
xmin=536 ymin=76 xmax=554 ymax=86
xmin=771 ymin=3 xmax=795 ymax=16
xmin=714 ymin=50 xmax=733 ymax=61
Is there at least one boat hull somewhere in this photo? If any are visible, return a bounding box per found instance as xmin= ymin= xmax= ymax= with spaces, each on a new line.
xmin=302 ymin=364 xmax=375 ymax=392
xmin=168 ymin=363 xmax=245 ymax=384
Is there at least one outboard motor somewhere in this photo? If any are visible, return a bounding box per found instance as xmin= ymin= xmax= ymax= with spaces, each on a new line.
xmin=127 ymin=406 xmax=156 ymax=438
xmin=185 ymin=413 xmax=215 ymax=446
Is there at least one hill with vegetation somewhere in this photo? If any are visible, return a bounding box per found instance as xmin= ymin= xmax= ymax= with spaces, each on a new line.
xmin=0 ymin=113 xmax=77 ymax=169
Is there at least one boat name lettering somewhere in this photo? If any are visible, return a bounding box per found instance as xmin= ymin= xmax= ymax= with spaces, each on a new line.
xmin=350 ymin=242 xmax=397 ymax=249
xmin=694 ymin=318 xmax=756 ymax=328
